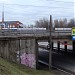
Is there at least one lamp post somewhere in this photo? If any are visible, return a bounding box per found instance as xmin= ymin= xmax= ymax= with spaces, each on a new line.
xmin=49 ymin=15 xmax=52 ymax=70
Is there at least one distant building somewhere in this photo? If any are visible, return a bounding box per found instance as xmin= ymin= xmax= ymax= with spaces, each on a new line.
xmin=0 ymin=21 xmax=23 ymax=28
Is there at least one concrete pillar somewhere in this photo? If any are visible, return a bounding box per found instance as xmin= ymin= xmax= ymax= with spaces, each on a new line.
xmin=8 ymin=40 xmax=17 ymax=62
xmin=8 ymin=40 xmax=11 ymax=60
xmin=3 ymin=40 xmax=9 ymax=59
xmin=0 ymin=41 xmax=1 ymax=57
xmin=20 ymin=39 xmax=36 ymax=69
xmin=5 ymin=40 xmax=9 ymax=59
xmin=72 ymin=41 xmax=75 ymax=53
xmin=35 ymin=40 xmax=38 ymax=69
xmin=64 ymin=41 xmax=67 ymax=52
xmin=0 ymin=40 xmax=10 ymax=59
xmin=18 ymin=39 xmax=21 ymax=63
xmin=57 ymin=41 xmax=60 ymax=52
xmin=15 ymin=39 xmax=21 ymax=63
xmin=12 ymin=40 xmax=18 ymax=62
xmin=0 ymin=41 xmax=2 ymax=57
xmin=52 ymin=42 xmax=53 ymax=50
xmin=0 ymin=41 xmax=4 ymax=58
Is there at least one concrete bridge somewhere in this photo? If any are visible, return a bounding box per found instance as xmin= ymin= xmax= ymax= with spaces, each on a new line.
xmin=0 ymin=30 xmax=71 ymax=40
xmin=0 ymin=30 xmax=75 ymax=71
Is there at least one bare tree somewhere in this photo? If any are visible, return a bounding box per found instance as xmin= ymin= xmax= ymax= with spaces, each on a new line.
xmin=54 ymin=19 xmax=59 ymax=28
xmin=63 ymin=18 xmax=68 ymax=28
xmin=35 ymin=18 xmax=49 ymax=29
xmin=35 ymin=18 xmax=74 ymax=29
xmin=59 ymin=19 xmax=64 ymax=28
xmin=67 ymin=19 xmax=75 ymax=28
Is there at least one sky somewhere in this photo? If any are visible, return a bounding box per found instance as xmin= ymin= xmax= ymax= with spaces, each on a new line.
xmin=0 ymin=0 xmax=74 ymax=26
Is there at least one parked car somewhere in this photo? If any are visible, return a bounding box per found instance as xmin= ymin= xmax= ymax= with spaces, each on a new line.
xmin=47 ymin=44 xmax=50 ymax=49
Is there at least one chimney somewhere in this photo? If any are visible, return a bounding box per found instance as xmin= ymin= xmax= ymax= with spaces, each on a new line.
xmin=2 ymin=11 xmax=4 ymax=23
xmin=2 ymin=3 xmax=4 ymax=23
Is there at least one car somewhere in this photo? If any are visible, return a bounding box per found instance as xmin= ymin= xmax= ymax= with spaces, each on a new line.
xmin=47 ymin=44 xmax=50 ymax=49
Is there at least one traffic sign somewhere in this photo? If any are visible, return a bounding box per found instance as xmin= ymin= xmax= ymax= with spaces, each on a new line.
xmin=72 ymin=27 xmax=75 ymax=36
xmin=72 ymin=36 xmax=75 ymax=40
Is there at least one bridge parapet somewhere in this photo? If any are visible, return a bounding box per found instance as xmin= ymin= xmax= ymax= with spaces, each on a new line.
xmin=0 ymin=30 xmax=71 ymax=41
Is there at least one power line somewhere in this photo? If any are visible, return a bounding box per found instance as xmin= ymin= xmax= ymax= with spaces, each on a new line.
xmin=0 ymin=2 xmax=73 ymax=23
xmin=46 ymin=0 xmax=74 ymax=3
xmin=0 ymin=4 xmax=73 ymax=17
xmin=0 ymin=13 xmax=72 ymax=17
xmin=0 ymin=3 xmax=73 ymax=9
xmin=4 ymin=6 xmax=73 ymax=13
xmin=0 ymin=4 xmax=73 ymax=15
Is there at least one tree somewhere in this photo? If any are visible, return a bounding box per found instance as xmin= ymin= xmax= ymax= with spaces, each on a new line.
xmin=35 ymin=18 xmax=49 ymax=29
xmin=67 ymin=19 xmax=75 ymax=28
xmin=54 ymin=18 xmax=69 ymax=28
xmin=54 ymin=19 xmax=59 ymax=28
xmin=59 ymin=19 xmax=64 ymax=28
xmin=35 ymin=17 xmax=75 ymax=29
xmin=35 ymin=21 xmax=41 ymax=28
xmin=63 ymin=18 xmax=68 ymax=28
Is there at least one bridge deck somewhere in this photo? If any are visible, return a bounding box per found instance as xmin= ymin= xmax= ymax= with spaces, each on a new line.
xmin=0 ymin=31 xmax=72 ymax=40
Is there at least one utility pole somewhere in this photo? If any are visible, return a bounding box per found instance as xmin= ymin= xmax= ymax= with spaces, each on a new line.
xmin=49 ymin=15 xmax=52 ymax=70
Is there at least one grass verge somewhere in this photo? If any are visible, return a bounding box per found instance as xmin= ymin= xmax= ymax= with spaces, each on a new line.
xmin=0 ymin=57 xmax=56 ymax=75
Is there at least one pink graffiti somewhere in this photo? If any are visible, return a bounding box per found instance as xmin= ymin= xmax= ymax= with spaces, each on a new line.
xmin=21 ymin=53 xmax=36 ymax=68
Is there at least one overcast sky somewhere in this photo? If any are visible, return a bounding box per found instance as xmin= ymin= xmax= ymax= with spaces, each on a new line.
xmin=0 ymin=0 xmax=74 ymax=25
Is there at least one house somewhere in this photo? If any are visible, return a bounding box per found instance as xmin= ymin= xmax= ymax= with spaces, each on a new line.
xmin=0 ymin=21 xmax=23 ymax=28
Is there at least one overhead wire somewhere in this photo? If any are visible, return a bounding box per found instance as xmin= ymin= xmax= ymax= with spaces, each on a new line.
xmin=0 ymin=3 xmax=73 ymax=17
xmin=46 ymin=0 xmax=74 ymax=3
xmin=0 ymin=1 xmax=74 ymax=23
xmin=0 ymin=2 xmax=73 ymax=9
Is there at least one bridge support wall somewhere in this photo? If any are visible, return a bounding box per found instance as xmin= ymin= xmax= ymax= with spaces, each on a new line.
xmin=0 ymin=38 xmax=37 ymax=69
xmin=20 ymin=39 xmax=36 ymax=68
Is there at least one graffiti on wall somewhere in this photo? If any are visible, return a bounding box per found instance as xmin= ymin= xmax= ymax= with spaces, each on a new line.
xmin=20 ymin=53 xmax=36 ymax=68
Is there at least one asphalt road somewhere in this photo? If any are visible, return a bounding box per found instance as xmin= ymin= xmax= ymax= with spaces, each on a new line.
xmin=38 ymin=42 xmax=72 ymax=50
xmin=38 ymin=48 xmax=75 ymax=74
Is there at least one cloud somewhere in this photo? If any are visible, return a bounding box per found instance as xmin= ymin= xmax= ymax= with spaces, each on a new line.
xmin=0 ymin=0 xmax=74 ymax=25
